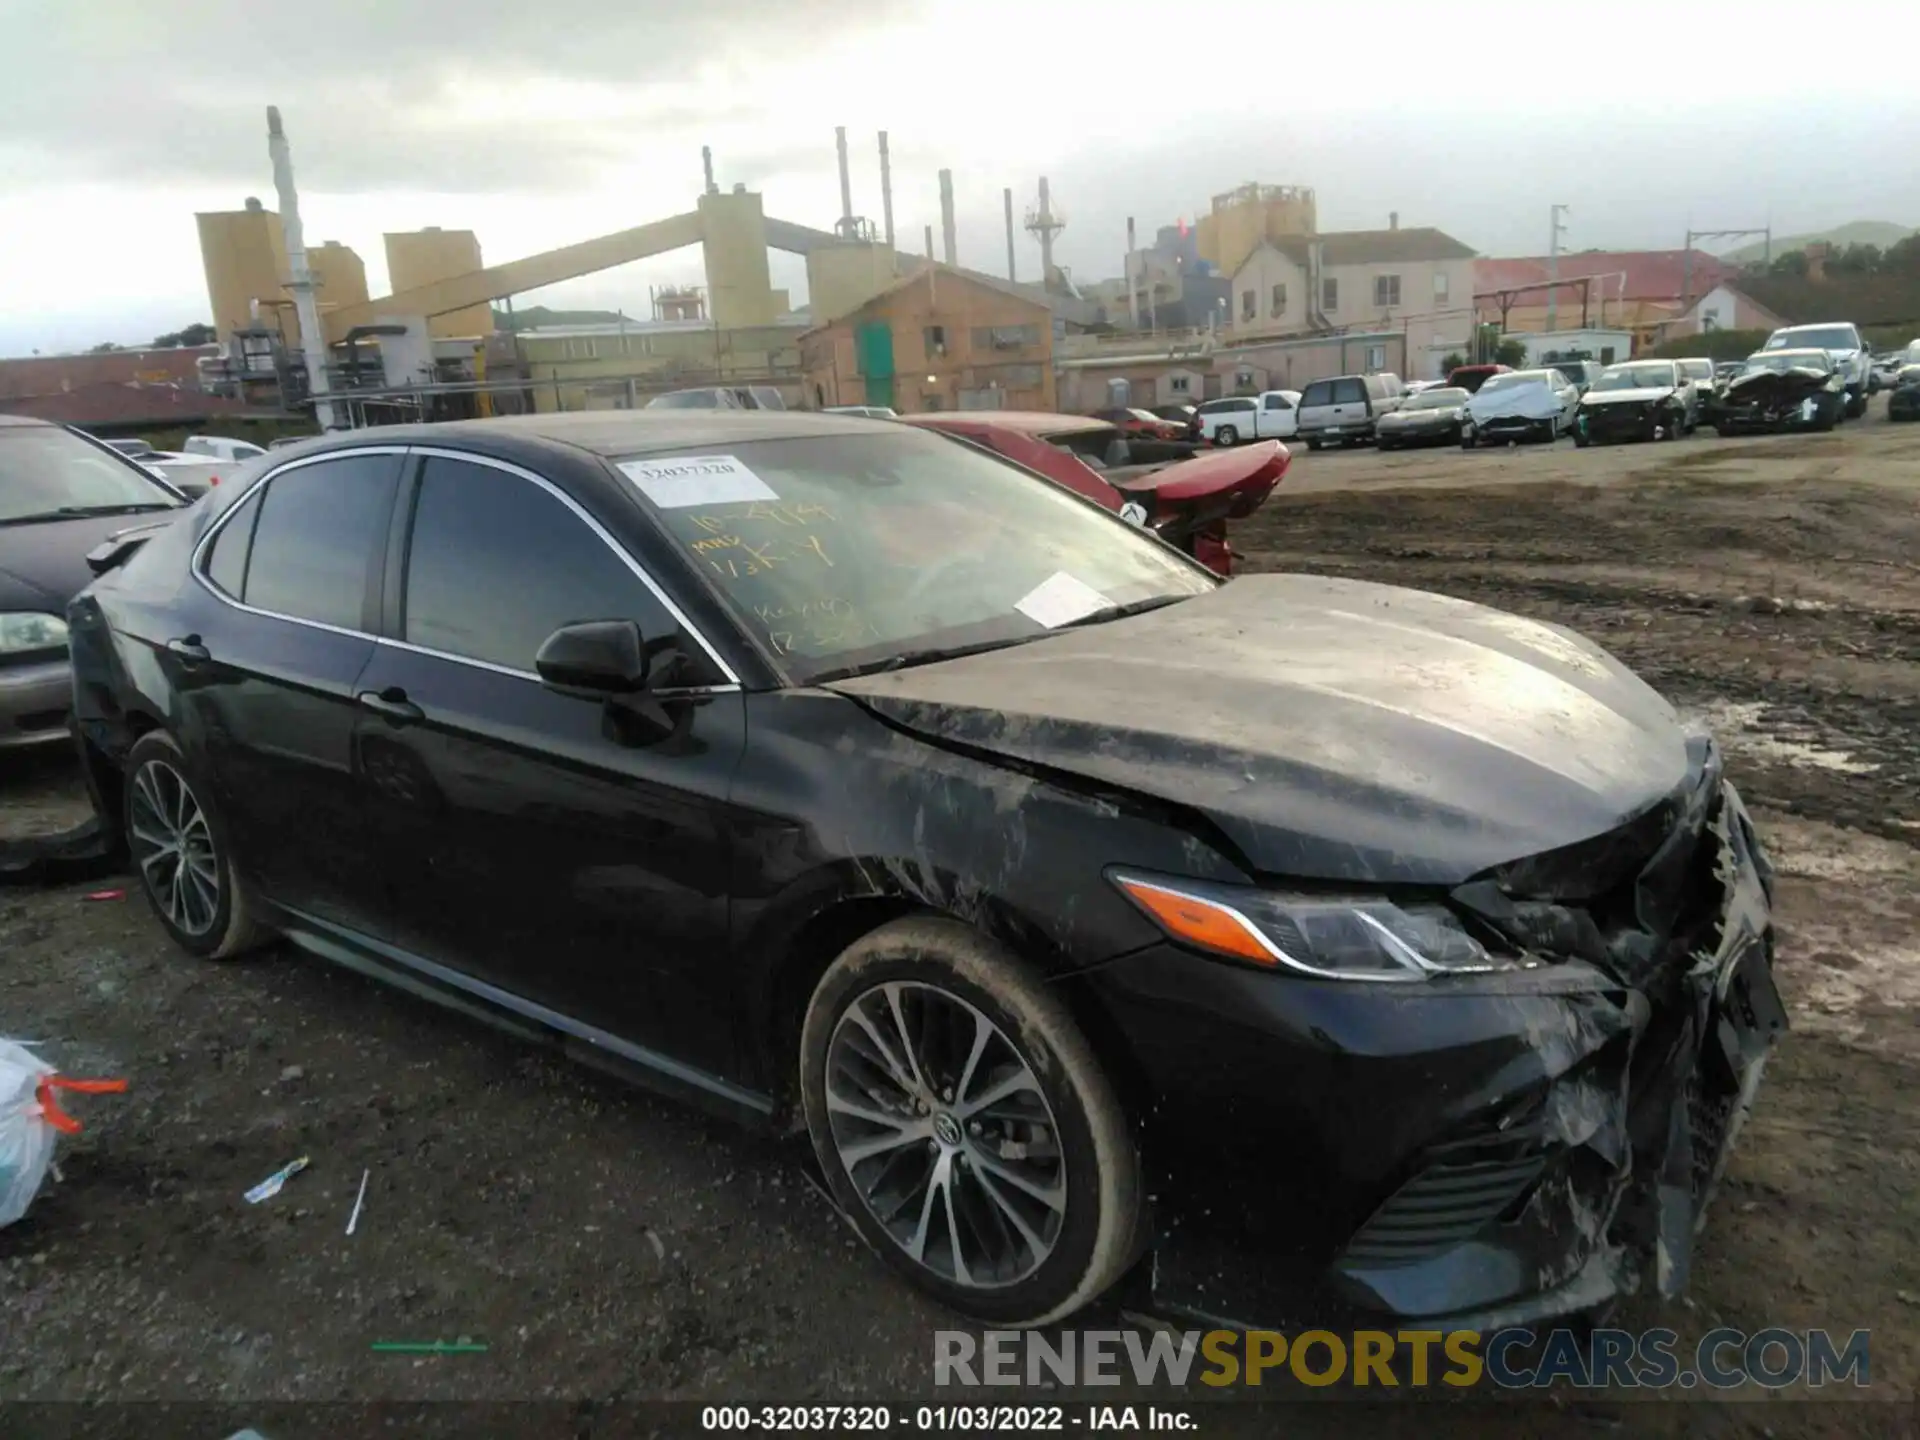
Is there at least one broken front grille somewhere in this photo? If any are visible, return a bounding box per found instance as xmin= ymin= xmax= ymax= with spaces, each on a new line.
xmin=1342 ymin=1147 xmax=1547 ymax=1266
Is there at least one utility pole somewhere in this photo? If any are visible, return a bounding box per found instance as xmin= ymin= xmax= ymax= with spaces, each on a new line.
xmin=1546 ymin=204 xmax=1570 ymax=333
xmin=1682 ymin=225 xmax=1771 ymax=317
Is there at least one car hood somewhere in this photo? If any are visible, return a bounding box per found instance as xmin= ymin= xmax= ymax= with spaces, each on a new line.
xmin=1466 ymin=386 xmax=1562 ymax=421
xmin=0 ymin=512 xmax=179 ymax=611
xmin=1581 ymin=386 xmax=1677 ymax=406
xmin=1727 ymin=368 xmax=1835 ymax=404
xmin=829 ymin=574 xmax=1689 ymax=885
xmin=1380 ymin=407 xmax=1462 ymax=426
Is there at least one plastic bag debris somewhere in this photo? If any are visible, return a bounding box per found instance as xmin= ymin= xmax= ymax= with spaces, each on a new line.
xmin=245 ymin=1156 xmax=309 ymax=1204
xmin=0 ymin=1038 xmax=128 ymax=1228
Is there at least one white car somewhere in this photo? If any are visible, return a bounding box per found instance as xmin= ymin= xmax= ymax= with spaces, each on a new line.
xmin=182 ymin=434 xmax=268 ymax=463
xmin=1461 ymin=368 xmax=1580 ymax=446
xmin=1761 ymin=323 xmax=1872 ymax=418
xmin=1196 ymin=391 xmax=1300 ymax=445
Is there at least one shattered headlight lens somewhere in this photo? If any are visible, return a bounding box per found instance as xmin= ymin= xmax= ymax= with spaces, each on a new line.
xmin=0 ymin=612 xmax=67 ymax=654
xmin=1109 ymin=870 xmax=1515 ymax=982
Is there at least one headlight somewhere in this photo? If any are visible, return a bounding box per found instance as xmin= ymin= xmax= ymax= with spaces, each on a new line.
xmin=0 ymin=612 xmax=68 ymax=654
xmin=1109 ymin=870 xmax=1519 ymax=981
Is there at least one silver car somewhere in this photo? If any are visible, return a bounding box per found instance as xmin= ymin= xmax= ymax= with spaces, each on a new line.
xmin=0 ymin=417 xmax=186 ymax=748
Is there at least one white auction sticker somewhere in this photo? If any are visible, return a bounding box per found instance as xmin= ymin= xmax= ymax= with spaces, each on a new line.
xmin=1015 ymin=571 xmax=1112 ymax=629
xmin=617 ymin=454 xmax=778 ymax=509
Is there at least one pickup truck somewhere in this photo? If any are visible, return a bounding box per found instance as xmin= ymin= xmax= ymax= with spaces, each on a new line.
xmin=1195 ymin=391 xmax=1301 ymax=445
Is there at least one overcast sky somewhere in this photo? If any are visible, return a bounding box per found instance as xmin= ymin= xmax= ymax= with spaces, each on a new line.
xmin=4 ymin=0 xmax=1918 ymax=355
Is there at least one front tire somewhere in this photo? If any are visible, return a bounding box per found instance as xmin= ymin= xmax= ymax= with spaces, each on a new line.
xmin=800 ymin=917 xmax=1141 ymax=1327
xmin=123 ymin=731 xmax=271 ymax=959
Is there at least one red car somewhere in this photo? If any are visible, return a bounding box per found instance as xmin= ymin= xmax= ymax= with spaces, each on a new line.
xmin=1089 ymin=406 xmax=1188 ymax=442
xmin=903 ymin=412 xmax=1287 ymax=576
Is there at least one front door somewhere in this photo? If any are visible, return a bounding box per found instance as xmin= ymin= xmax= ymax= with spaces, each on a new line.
xmin=182 ymin=450 xmax=402 ymax=928
xmin=350 ymin=453 xmax=747 ymax=1080
xmin=1259 ymin=392 xmax=1297 ymax=438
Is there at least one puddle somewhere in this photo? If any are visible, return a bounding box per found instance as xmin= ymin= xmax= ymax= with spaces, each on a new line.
xmin=1683 ymin=699 xmax=1881 ymax=775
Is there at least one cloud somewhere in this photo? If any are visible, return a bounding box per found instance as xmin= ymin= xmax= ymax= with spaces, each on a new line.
xmin=0 ymin=0 xmax=925 ymax=191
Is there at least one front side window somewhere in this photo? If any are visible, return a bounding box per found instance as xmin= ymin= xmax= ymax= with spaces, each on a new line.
xmin=1262 ymin=394 xmax=1292 ymax=411
xmin=620 ymin=432 xmax=1214 ymax=682
xmin=242 ymin=454 xmax=399 ymax=630
xmin=0 ymin=426 xmax=181 ymax=524
xmin=402 ymin=457 xmax=676 ymax=674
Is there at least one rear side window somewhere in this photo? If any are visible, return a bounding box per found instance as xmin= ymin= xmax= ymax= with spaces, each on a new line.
xmin=1332 ymin=378 xmax=1366 ymax=404
xmin=401 ymin=456 xmax=677 ymax=674
xmin=201 ymin=489 xmax=264 ymax=598
xmin=1299 ymin=381 xmax=1333 ymax=407
xmin=243 ymin=454 xmax=401 ymax=630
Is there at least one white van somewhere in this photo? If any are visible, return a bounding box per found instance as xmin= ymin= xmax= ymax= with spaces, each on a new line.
xmin=1195 ymin=391 xmax=1300 ymax=445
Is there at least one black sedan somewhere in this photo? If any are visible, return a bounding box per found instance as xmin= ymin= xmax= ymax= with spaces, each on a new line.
xmin=1373 ymin=386 xmax=1472 ymax=449
xmin=67 ymin=411 xmax=1785 ymax=1330
xmin=1572 ymin=361 xmax=1691 ymax=446
xmin=1885 ymin=364 xmax=1920 ymax=422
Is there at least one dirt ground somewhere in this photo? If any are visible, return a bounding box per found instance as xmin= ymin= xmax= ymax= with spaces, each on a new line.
xmin=4 ymin=414 xmax=1919 ymax=1436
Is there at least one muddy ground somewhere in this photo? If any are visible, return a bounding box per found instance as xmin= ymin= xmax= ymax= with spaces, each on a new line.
xmin=3 ymin=415 xmax=1919 ymax=1438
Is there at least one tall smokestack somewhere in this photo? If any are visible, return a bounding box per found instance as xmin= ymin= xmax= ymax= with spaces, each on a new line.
xmin=834 ymin=127 xmax=853 ymax=228
xmin=878 ymin=132 xmax=896 ymax=250
xmin=265 ymin=106 xmax=336 ymax=431
xmin=938 ymin=169 xmax=957 ymax=267
xmin=1126 ymin=216 xmax=1139 ymax=328
xmin=1004 ymin=188 xmax=1017 ymax=283
xmin=701 ymin=145 xmax=716 ymax=195
xmin=925 ymin=225 xmax=935 ymax=262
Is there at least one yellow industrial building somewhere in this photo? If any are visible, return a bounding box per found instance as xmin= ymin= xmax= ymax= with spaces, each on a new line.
xmin=1196 ymin=183 xmax=1319 ymax=282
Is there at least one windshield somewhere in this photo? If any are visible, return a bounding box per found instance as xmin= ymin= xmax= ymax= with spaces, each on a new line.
xmin=1744 ymin=351 xmax=1834 ymax=375
xmin=1768 ymin=326 xmax=1858 ymax=353
xmin=1404 ymin=387 xmax=1469 ymax=410
xmin=647 ymin=390 xmax=726 ymax=410
xmin=0 ymin=425 xmax=182 ymax=523
xmin=620 ymin=431 xmax=1216 ymax=683
xmin=1593 ymin=363 xmax=1677 ymax=391
xmin=1476 ymin=372 xmax=1546 ymax=394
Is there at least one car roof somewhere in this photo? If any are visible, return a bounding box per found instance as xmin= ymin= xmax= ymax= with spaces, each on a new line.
xmin=0 ymin=413 xmax=54 ymax=429
xmin=277 ymin=409 xmax=899 ymax=465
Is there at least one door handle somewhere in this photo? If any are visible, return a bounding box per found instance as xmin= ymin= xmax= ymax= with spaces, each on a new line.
xmin=356 ymin=688 xmax=424 ymax=724
xmin=166 ymin=637 xmax=210 ymax=664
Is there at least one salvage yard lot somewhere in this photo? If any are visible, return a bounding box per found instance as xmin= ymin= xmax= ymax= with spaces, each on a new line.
xmin=3 ymin=416 xmax=1919 ymax=1432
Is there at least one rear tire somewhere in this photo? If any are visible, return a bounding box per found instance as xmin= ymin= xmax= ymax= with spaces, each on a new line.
xmin=1305 ymin=439 xmax=1322 ymax=452
xmin=1215 ymin=425 xmax=1239 ymax=446
xmin=800 ymin=917 xmax=1142 ymax=1327
xmin=122 ymin=731 xmax=272 ymax=960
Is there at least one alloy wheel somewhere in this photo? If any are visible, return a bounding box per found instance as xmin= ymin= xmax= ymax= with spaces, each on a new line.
xmin=824 ymin=980 xmax=1067 ymax=1290
xmin=128 ymin=759 xmax=221 ymax=936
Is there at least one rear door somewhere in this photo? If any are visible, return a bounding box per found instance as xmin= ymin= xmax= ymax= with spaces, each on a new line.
xmin=184 ymin=449 xmax=402 ymax=927
xmin=1325 ymin=377 xmax=1368 ymax=433
xmin=348 ymin=449 xmax=750 ymax=1079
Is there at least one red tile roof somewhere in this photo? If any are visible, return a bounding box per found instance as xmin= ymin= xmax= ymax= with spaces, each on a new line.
xmin=1474 ymin=250 xmax=1736 ymax=305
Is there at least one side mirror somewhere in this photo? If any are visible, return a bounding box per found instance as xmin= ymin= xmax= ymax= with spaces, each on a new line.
xmin=536 ymin=619 xmax=649 ymax=697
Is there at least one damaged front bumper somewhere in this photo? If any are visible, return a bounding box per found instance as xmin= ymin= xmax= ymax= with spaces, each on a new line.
xmin=1079 ymin=764 xmax=1788 ymax=1331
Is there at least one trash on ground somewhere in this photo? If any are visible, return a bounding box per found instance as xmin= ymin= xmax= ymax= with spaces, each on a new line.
xmin=83 ymin=889 xmax=125 ymax=902
xmin=244 ymin=1155 xmax=310 ymax=1205
xmin=0 ymin=1037 xmax=128 ymax=1228
xmin=346 ymin=1166 xmax=370 ymax=1235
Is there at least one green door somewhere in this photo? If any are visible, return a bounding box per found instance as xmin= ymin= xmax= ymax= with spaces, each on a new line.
xmin=855 ymin=322 xmax=895 ymax=408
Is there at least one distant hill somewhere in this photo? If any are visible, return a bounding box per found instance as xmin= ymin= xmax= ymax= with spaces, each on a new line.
xmin=490 ymin=305 xmax=630 ymax=331
xmin=1721 ymin=222 xmax=1915 ymax=265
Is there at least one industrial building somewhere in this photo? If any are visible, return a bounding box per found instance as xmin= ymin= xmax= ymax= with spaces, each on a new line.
xmin=186 ymin=116 xmax=1096 ymax=426
xmin=800 ymin=266 xmax=1055 ymax=413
